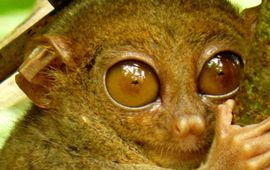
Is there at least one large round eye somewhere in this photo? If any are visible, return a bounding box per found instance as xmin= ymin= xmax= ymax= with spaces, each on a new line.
xmin=106 ymin=60 xmax=160 ymax=107
xmin=198 ymin=52 xmax=243 ymax=96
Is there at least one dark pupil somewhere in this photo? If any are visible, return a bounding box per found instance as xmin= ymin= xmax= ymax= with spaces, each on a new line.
xmin=214 ymin=56 xmax=240 ymax=85
xmin=132 ymin=80 xmax=140 ymax=85
xmin=199 ymin=52 xmax=243 ymax=95
xmin=209 ymin=55 xmax=237 ymax=79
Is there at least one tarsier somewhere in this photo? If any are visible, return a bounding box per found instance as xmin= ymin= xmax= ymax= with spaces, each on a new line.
xmin=0 ymin=0 xmax=270 ymax=169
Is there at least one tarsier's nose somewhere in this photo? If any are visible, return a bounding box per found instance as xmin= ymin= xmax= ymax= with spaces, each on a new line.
xmin=173 ymin=115 xmax=206 ymax=137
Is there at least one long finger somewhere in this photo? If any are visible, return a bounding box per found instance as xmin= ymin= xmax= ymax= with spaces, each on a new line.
xmin=247 ymin=151 xmax=270 ymax=170
xmin=243 ymin=133 xmax=270 ymax=158
xmin=237 ymin=117 xmax=270 ymax=141
xmin=215 ymin=99 xmax=235 ymax=137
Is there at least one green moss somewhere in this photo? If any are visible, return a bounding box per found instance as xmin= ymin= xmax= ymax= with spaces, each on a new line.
xmin=234 ymin=0 xmax=270 ymax=125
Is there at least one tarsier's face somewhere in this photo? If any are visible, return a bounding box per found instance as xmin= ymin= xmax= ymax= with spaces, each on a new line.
xmin=18 ymin=0 xmax=253 ymax=167
xmin=88 ymin=41 xmax=244 ymax=151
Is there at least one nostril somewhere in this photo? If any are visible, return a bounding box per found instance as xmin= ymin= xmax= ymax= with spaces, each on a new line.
xmin=173 ymin=117 xmax=189 ymax=137
xmin=190 ymin=115 xmax=206 ymax=136
xmin=173 ymin=115 xmax=206 ymax=137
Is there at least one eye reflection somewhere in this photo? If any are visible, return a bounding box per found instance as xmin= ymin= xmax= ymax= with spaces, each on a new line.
xmin=106 ymin=60 xmax=160 ymax=107
xmin=123 ymin=64 xmax=146 ymax=83
xmin=198 ymin=52 xmax=243 ymax=96
xmin=208 ymin=57 xmax=224 ymax=74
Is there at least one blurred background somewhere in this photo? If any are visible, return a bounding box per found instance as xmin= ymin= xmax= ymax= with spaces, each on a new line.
xmin=0 ymin=0 xmax=35 ymax=40
xmin=0 ymin=0 xmax=35 ymax=149
xmin=0 ymin=0 xmax=262 ymax=148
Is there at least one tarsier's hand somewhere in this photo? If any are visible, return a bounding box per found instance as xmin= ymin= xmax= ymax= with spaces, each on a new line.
xmin=201 ymin=100 xmax=270 ymax=170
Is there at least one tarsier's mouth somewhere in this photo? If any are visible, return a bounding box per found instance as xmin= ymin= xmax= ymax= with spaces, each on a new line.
xmin=172 ymin=133 xmax=213 ymax=152
xmin=170 ymin=118 xmax=215 ymax=152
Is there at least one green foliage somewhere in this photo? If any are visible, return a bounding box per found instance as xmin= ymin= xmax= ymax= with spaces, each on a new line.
xmin=0 ymin=0 xmax=35 ymax=39
xmin=0 ymin=0 xmax=35 ymax=14
xmin=229 ymin=0 xmax=261 ymax=12
xmin=0 ymin=0 xmax=34 ymax=148
xmin=0 ymin=101 xmax=30 ymax=148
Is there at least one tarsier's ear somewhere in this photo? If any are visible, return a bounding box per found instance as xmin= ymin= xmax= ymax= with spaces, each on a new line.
xmin=16 ymin=35 xmax=79 ymax=108
xmin=241 ymin=4 xmax=261 ymax=33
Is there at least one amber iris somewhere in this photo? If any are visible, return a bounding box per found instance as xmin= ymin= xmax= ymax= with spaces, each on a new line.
xmin=106 ymin=60 xmax=159 ymax=107
xmin=198 ymin=52 xmax=243 ymax=95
